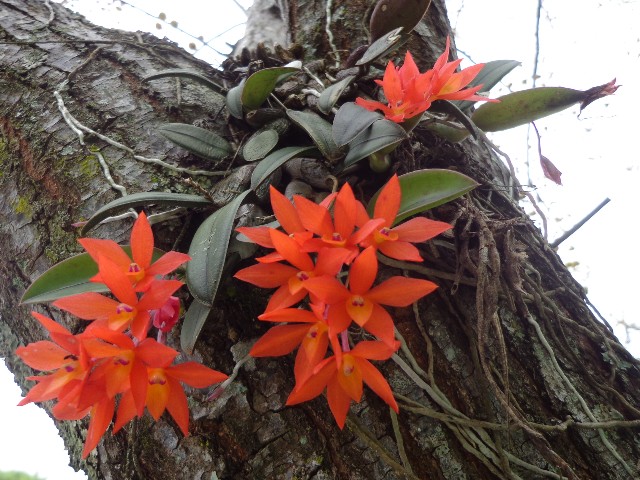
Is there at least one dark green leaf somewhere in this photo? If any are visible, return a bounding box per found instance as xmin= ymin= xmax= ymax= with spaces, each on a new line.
xmin=471 ymin=87 xmax=586 ymax=132
xmin=318 ymin=75 xmax=355 ymax=114
xmin=226 ymin=79 xmax=245 ymax=119
xmin=454 ymin=60 xmax=521 ymax=112
xmin=186 ymin=190 xmax=251 ymax=307
xmin=357 ymin=27 xmax=409 ymax=66
xmin=343 ymin=119 xmax=406 ymax=167
xmin=143 ymin=69 xmax=225 ymax=93
xmin=242 ymin=129 xmax=279 ymax=162
xmin=250 ymin=146 xmax=315 ymax=190
xmin=367 ymin=169 xmax=478 ymax=224
xmin=180 ymin=299 xmax=213 ymax=354
xmin=242 ymin=66 xmax=300 ymax=110
xmin=369 ymin=0 xmax=431 ymax=41
xmin=81 ymin=192 xmax=211 ymax=234
xmin=159 ymin=123 xmax=232 ymax=161
xmin=333 ymin=102 xmax=384 ymax=147
xmin=21 ymin=247 xmax=165 ymax=304
xmin=287 ymin=110 xmax=341 ymax=161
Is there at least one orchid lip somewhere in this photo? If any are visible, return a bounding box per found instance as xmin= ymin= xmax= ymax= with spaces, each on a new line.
xmin=116 ymin=303 xmax=134 ymax=314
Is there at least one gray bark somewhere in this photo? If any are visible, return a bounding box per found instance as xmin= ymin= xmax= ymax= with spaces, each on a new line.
xmin=2 ymin=1 xmax=640 ymax=479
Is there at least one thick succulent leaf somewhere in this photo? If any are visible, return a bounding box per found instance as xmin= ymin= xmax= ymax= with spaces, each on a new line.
xmin=186 ymin=190 xmax=251 ymax=306
xmin=471 ymin=87 xmax=586 ymax=132
xmin=318 ymin=75 xmax=355 ymax=114
xmin=369 ymin=0 xmax=432 ymax=41
xmin=226 ymin=79 xmax=245 ymax=119
xmin=454 ymin=60 xmax=521 ymax=112
xmin=180 ymin=299 xmax=213 ymax=354
xmin=159 ymin=123 xmax=232 ymax=160
xmin=357 ymin=27 xmax=408 ymax=66
xmin=21 ymin=247 xmax=165 ymax=304
xmin=367 ymin=169 xmax=478 ymax=224
xmin=343 ymin=119 xmax=407 ymax=167
xmin=143 ymin=69 xmax=225 ymax=93
xmin=242 ymin=66 xmax=300 ymax=110
xmin=333 ymin=102 xmax=384 ymax=147
xmin=81 ymin=192 xmax=211 ymax=235
xmin=286 ymin=110 xmax=341 ymax=160
xmin=242 ymin=129 xmax=279 ymax=162
xmin=250 ymin=146 xmax=315 ymax=190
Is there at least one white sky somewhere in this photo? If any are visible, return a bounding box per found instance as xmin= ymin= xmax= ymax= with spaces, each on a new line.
xmin=1 ymin=0 xmax=638 ymax=478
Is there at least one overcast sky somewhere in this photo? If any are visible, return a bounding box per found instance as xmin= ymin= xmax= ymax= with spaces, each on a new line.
xmin=2 ymin=1 xmax=638 ymax=478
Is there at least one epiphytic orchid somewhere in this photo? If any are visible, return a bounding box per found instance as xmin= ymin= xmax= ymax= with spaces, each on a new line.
xmin=303 ymin=247 xmax=438 ymax=346
xmin=79 ymin=211 xmax=190 ymax=292
xmin=360 ymin=174 xmax=452 ymax=262
xmin=251 ymin=304 xmax=331 ymax=385
xmin=286 ymin=340 xmax=399 ymax=428
xmin=16 ymin=312 xmax=90 ymax=409
xmin=53 ymin=255 xmax=183 ymax=341
xmin=112 ymin=348 xmax=228 ymax=437
xmin=293 ymin=183 xmax=383 ymax=264
xmin=234 ymin=230 xmax=349 ymax=312
xmin=356 ymin=37 xmax=496 ymax=123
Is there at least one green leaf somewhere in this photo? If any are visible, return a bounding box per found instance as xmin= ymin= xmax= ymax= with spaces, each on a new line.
xmin=369 ymin=0 xmax=432 ymax=42
xmin=143 ymin=69 xmax=225 ymax=93
xmin=226 ymin=79 xmax=245 ymax=119
xmin=368 ymin=169 xmax=478 ymax=224
xmin=287 ymin=110 xmax=341 ymax=161
xmin=333 ymin=102 xmax=384 ymax=147
xmin=356 ymin=27 xmax=409 ymax=66
xmin=81 ymin=192 xmax=211 ymax=234
xmin=454 ymin=60 xmax=521 ymax=112
xmin=241 ymin=66 xmax=300 ymax=110
xmin=318 ymin=75 xmax=355 ymax=114
xmin=180 ymin=299 xmax=213 ymax=354
xmin=250 ymin=146 xmax=315 ymax=190
xmin=343 ymin=119 xmax=406 ymax=167
xmin=21 ymin=247 xmax=165 ymax=304
xmin=186 ymin=190 xmax=251 ymax=307
xmin=159 ymin=123 xmax=232 ymax=161
xmin=471 ymin=87 xmax=586 ymax=132
xmin=242 ymin=129 xmax=279 ymax=161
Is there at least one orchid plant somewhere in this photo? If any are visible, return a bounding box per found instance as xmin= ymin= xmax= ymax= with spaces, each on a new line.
xmin=14 ymin=0 xmax=619 ymax=458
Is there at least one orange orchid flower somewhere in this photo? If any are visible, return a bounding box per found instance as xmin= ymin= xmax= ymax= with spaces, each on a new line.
xmin=286 ymin=340 xmax=399 ymax=428
xmin=16 ymin=312 xmax=90 ymax=408
xmin=303 ymin=247 xmax=438 ymax=345
xmin=113 ymin=352 xmax=228 ymax=437
xmin=79 ymin=211 xmax=191 ymax=292
xmin=293 ymin=183 xmax=383 ymax=264
xmin=355 ymin=37 xmax=495 ymax=123
xmin=360 ymin=174 xmax=452 ymax=261
xmin=235 ymin=229 xmax=350 ymax=312
xmin=236 ymin=185 xmax=314 ymax=252
xmin=53 ymin=255 xmax=183 ymax=340
xmin=252 ymin=304 xmax=332 ymax=385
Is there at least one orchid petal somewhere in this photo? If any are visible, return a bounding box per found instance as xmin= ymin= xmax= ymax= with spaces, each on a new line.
xmin=356 ymin=357 xmax=399 ymax=412
xmin=168 ymin=362 xmax=227 ymax=388
xmin=348 ymin=246 xmax=377 ymax=294
xmin=250 ymin=324 xmax=310 ymax=357
xmin=131 ymin=211 xmax=154 ymax=269
xmin=166 ymin=377 xmax=190 ymax=436
xmin=367 ymin=277 xmax=438 ymax=306
xmin=234 ymin=262 xmax=298 ymax=288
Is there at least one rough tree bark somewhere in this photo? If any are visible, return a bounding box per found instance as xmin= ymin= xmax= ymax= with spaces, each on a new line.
xmin=1 ymin=1 xmax=640 ymax=479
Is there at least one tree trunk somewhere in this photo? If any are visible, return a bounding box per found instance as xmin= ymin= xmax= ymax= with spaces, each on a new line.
xmin=2 ymin=1 xmax=640 ymax=479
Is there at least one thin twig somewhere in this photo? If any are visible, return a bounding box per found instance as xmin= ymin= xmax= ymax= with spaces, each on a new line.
xmin=549 ymin=198 xmax=611 ymax=248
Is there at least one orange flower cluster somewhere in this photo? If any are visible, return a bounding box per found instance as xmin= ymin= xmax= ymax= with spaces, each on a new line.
xmin=356 ymin=37 xmax=497 ymax=123
xmin=16 ymin=213 xmax=228 ymax=458
xmin=235 ymin=176 xmax=451 ymax=427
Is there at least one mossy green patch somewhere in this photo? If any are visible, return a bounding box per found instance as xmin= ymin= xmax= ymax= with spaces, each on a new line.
xmin=12 ymin=196 xmax=33 ymax=218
